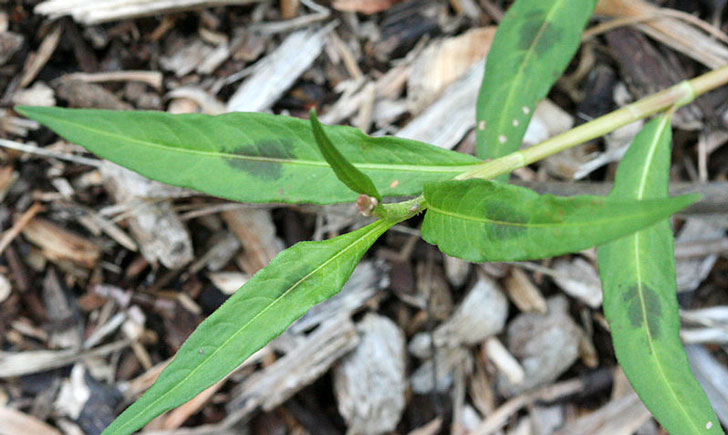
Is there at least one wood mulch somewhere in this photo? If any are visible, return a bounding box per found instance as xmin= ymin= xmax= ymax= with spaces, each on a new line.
xmin=0 ymin=0 xmax=728 ymax=434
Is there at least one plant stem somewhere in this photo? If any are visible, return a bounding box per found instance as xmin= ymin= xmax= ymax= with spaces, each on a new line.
xmin=457 ymin=63 xmax=728 ymax=181
xmin=373 ymin=195 xmax=426 ymax=222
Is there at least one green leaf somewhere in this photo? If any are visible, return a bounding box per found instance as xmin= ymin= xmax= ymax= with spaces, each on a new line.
xmin=597 ymin=116 xmax=722 ymax=434
xmin=309 ymin=109 xmax=380 ymax=200
xmin=476 ymin=0 xmax=597 ymax=180
xmin=16 ymin=106 xmax=480 ymax=204
xmin=102 ymin=219 xmax=393 ymax=435
xmin=421 ymin=179 xmax=699 ymax=262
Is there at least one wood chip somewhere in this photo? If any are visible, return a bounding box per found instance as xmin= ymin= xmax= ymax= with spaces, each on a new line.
xmin=407 ymin=27 xmax=496 ymax=112
xmin=398 ymin=62 xmax=571 ymax=150
xmin=12 ymin=82 xmax=56 ymax=107
xmin=675 ymin=218 xmax=724 ymax=292
xmin=22 ymin=217 xmax=100 ymax=269
xmin=221 ymin=208 xmax=283 ymax=274
xmin=225 ymin=317 xmax=359 ymax=423
xmin=504 ymin=267 xmax=548 ymax=314
xmin=227 ymin=25 xmax=333 ymax=112
xmin=409 ymin=276 xmax=507 ymax=358
xmin=59 ymin=71 xmax=163 ymax=90
xmin=207 ymin=271 xmax=249 ymax=295
xmin=0 ymin=406 xmax=62 ymax=435
xmin=596 ymin=0 xmax=728 ymax=69
xmin=0 ymin=340 xmax=129 ymax=378
xmin=551 ymin=257 xmax=603 ymax=308
xmin=686 ymin=345 xmax=728 ymax=427
xmin=35 ymin=0 xmax=266 ymax=24
xmin=333 ymin=0 xmax=404 ymax=14
xmin=0 ymin=31 xmax=24 ymax=65
xmin=55 ymin=80 xmax=133 ymax=110
xmin=497 ymin=296 xmax=581 ymax=397
xmin=410 ymin=346 xmax=471 ymax=394
xmin=18 ymin=23 xmax=62 ymax=89
xmin=290 ymin=260 xmax=389 ymax=334
xmin=482 ymin=336 xmax=525 ymax=385
xmin=101 ymin=163 xmax=193 ymax=269
xmin=0 ymin=274 xmax=10 ymax=304
xmin=552 ymin=392 xmax=650 ymax=435
xmin=43 ymin=268 xmax=84 ymax=350
xmin=334 ymin=313 xmax=407 ymax=434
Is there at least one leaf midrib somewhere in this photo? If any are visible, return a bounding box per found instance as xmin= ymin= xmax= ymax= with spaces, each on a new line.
xmin=427 ymin=203 xmax=660 ymax=229
xmin=109 ymin=220 xmax=390 ymax=434
xmin=630 ymin=116 xmax=702 ymax=433
xmin=50 ymin=116 xmax=478 ymax=175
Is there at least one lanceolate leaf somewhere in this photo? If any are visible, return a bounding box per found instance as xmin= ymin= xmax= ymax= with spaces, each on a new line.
xmin=309 ymin=109 xmax=381 ymax=200
xmin=102 ymin=219 xmax=393 ymax=435
xmin=421 ymin=179 xmax=699 ymax=262
xmin=16 ymin=106 xmax=480 ymax=204
xmin=476 ymin=0 xmax=597 ymax=179
xmin=597 ymin=116 xmax=722 ymax=434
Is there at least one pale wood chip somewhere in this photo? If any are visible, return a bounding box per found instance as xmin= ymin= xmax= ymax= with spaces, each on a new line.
xmin=227 ymin=25 xmax=334 ymax=112
xmin=0 ymin=406 xmax=61 ymax=435
xmin=18 ymin=23 xmax=62 ymax=89
xmin=222 ymin=208 xmax=283 ymax=274
xmin=35 ymin=0 xmax=266 ymax=25
xmin=334 ymin=313 xmax=407 ymax=434
xmin=224 ymin=317 xmax=359 ymax=423
xmin=22 ymin=217 xmax=100 ymax=269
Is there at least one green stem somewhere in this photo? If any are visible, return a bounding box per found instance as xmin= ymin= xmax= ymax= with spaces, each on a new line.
xmin=372 ymin=196 xmax=426 ymax=222
xmin=457 ymin=64 xmax=728 ymax=181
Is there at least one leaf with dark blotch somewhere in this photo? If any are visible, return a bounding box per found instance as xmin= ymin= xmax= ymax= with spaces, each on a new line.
xmin=597 ymin=116 xmax=722 ymax=434
xmin=102 ymin=219 xmax=393 ymax=435
xmin=16 ymin=106 xmax=480 ymax=204
xmin=476 ymin=0 xmax=597 ymax=180
xmin=309 ymin=109 xmax=380 ymax=200
xmin=421 ymin=179 xmax=699 ymax=262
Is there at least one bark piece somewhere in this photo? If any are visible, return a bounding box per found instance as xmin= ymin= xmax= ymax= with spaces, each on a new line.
xmin=443 ymin=255 xmax=470 ymax=288
xmin=35 ymin=0 xmax=265 ymax=24
xmin=225 ymin=317 xmax=359 ymax=422
xmin=0 ymin=340 xmax=129 ymax=378
xmin=55 ymin=80 xmax=133 ymax=110
xmin=291 ymin=261 xmax=389 ymax=334
xmin=605 ymin=27 xmax=702 ymax=130
xmin=12 ymin=82 xmax=56 ymax=107
xmin=0 ymin=406 xmax=61 ymax=435
xmin=334 ymin=313 xmax=407 ymax=434
xmin=101 ymin=163 xmax=193 ymax=269
xmin=0 ymin=31 xmax=24 ymax=65
xmin=43 ymin=268 xmax=83 ymax=350
xmin=397 ymin=62 xmax=572 ymax=151
xmin=221 ymin=208 xmax=283 ymax=274
xmin=686 ymin=345 xmax=728 ymax=426
xmin=160 ymin=38 xmax=214 ymax=77
xmin=227 ymin=26 xmax=332 ymax=112
xmin=409 ymin=276 xmax=507 ymax=358
xmin=675 ymin=218 xmax=724 ymax=292
xmin=497 ymin=296 xmax=581 ymax=397
xmin=0 ymin=274 xmax=9 ymax=304
xmin=552 ymin=392 xmax=650 ymax=435
xmin=370 ymin=0 xmax=443 ymax=62
xmin=504 ymin=268 xmax=547 ymax=314
xmin=407 ymin=27 xmax=496 ymax=113
xmin=551 ymin=257 xmax=602 ymax=308
xmin=596 ymin=0 xmax=728 ymax=69
xmin=410 ymin=346 xmax=470 ymax=394
xmin=22 ymin=218 xmax=100 ymax=269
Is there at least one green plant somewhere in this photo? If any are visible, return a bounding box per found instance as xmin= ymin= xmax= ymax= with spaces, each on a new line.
xmin=15 ymin=1 xmax=728 ymax=433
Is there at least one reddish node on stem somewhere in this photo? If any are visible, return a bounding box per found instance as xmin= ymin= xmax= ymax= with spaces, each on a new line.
xmin=356 ymin=194 xmax=378 ymax=216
